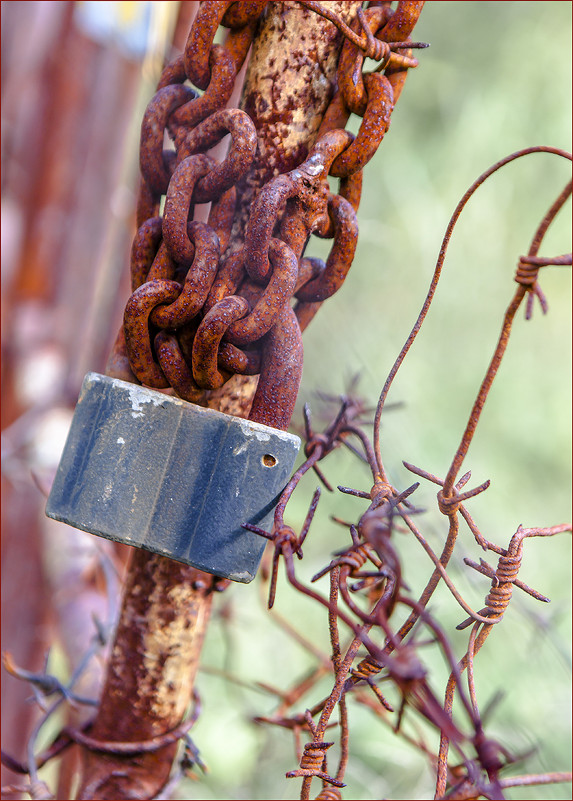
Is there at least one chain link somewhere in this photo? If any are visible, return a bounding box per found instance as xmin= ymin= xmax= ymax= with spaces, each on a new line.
xmin=110 ymin=1 xmax=425 ymax=429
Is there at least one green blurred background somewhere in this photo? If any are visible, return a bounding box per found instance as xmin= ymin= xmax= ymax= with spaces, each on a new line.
xmin=2 ymin=2 xmax=570 ymax=800
xmin=184 ymin=3 xmax=572 ymax=799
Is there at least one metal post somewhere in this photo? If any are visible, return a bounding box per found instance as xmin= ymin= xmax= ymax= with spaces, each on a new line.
xmin=77 ymin=3 xmax=361 ymax=798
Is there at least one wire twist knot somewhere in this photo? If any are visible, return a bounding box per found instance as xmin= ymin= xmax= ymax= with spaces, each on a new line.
xmin=341 ymin=543 xmax=371 ymax=574
xmin=437 ymin=489 xmax=460 ymax=517
xmin=481 ymin=552 xmax=521 ymax=619
xmin=514 ymin=257 xmax=540 ymax=287
xmin=352 ymin=654 xmax=382 ymax=681
xmin=314 ymin=788 xmax=343 ymax=800
xmin=274 ymin=524 xmax=303 ymax=556
xmin=305 ymin=433 xmax=331 ymax=459
xmin=370 ymin=479 xmax=393 ymax=506
xmin=286 ymin=741 xmax=345 ymax=787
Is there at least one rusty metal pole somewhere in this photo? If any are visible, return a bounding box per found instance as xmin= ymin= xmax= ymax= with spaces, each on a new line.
xmin=1 ymin=3 xmax=146 ymax=795
xmin=77 ymin=3 xmax=360 ymax=799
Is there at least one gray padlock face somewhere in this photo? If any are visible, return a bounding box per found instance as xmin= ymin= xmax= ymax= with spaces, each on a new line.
xmin=46 ymin=373 xmax=300 ymax=582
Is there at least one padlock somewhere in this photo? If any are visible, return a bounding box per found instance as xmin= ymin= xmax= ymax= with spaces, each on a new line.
xmin=46 ymin=373 xmax=300 ymax=582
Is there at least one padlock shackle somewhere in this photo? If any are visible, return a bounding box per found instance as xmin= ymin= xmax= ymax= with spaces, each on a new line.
xmin=248 ymin=305 xmax=303 ymax=431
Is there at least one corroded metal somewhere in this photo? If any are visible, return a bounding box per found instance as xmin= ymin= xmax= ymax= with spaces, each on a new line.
xmin=61 ymin=2 xmax=431 ymax=798
xmin=6 ymin=3 xmax=569 ymax=800
xmin=232 ymin=1 xmax=360 ymax=243
xmin=111 ymin=0 xmax=424 ymax=430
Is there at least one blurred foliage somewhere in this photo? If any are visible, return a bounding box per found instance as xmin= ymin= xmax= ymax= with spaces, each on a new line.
xmin=180 ymin=3 xmax=572 ymax=800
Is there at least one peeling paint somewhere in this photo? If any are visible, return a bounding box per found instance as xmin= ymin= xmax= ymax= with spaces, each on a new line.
xmin=139 ymin=581 xmax=210 ymax=720
xmin=126 ymin=384 xmax=167 ymax=418
xmin=228 ymin=570 xmax=253 ymax=582
xmin=238 ymin=418 xmax=300 ymax=448
xmin=239 ymin=419 xmax=271 ymax=442
xmin=234 ymin=0 xmax=360 ymax=240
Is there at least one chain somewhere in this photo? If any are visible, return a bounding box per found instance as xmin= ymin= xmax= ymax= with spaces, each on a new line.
xmin=107 ymin=1 xmax=426 ymax=430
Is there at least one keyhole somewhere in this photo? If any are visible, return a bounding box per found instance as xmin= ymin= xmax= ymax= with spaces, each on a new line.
xmin=262 ymin=454 xmax=277 ymax=468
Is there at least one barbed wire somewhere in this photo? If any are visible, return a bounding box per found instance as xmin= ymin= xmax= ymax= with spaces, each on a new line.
xmin=1 ymin=1 xmax=571 ymax=798
xmin=2 ymin=149 xmax=571 ymax=801
xmin=237 ymin=147 xmax=572 ymax=801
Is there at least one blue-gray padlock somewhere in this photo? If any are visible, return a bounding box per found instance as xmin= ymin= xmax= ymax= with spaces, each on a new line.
xmin=46 ymin=373 xmax=300 ymax=582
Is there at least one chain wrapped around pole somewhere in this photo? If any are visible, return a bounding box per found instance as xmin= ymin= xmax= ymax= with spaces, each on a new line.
xmin=77 ymin=2 xmax=426 ymax=798
xmin=109 ymin=0 xmax=426 ymax=432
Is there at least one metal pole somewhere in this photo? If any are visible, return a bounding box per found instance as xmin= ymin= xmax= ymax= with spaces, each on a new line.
xmin=77 ymin=3 xmax=360 ymax=798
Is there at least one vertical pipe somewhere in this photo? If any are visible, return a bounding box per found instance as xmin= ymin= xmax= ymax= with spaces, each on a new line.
xmin=77 ymin=4 xmax=360 ymax=798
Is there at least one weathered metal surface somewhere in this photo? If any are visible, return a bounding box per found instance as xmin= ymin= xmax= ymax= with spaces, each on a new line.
xmin=78 ymin=547 xmax=215 ymax=801
xmin=232 ymin=0 xmax=361 ymax=244
xmin=107 ymin=0 xmax=424 ymax=431
xmin=70 ymin=2 xmax=429 ymax=798
xmin=46 ymin=373 xmax=300 ymax=582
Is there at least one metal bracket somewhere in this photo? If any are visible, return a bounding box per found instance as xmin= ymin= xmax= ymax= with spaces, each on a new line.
xmin=46 ymin=373 xmax=300 ymax=582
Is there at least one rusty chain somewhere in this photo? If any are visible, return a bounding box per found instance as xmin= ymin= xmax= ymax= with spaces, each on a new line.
xmin=1 ymin=4 xmax=429 ymax=798
xmin=107 ymin=0 xmax=426 ymax=431
xmin=4 ymin=4 xmax=571 ymax=801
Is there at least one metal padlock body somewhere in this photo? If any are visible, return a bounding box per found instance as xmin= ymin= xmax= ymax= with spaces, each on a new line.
xmin=46 ymin=373 xmax=300 ymax=582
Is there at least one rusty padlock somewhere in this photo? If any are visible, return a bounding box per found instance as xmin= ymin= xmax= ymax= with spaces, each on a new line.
xmin=46 ymin=373 xmax=300 ymax=582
